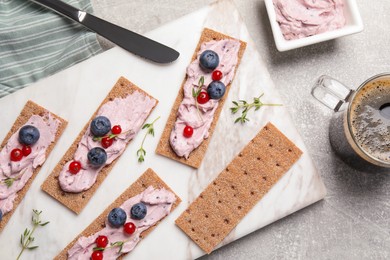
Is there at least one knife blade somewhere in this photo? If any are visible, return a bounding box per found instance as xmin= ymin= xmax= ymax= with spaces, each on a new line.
xmin=30 ymin=0 xmax=180 ymax=64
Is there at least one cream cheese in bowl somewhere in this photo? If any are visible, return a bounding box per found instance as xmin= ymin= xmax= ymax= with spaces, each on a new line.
xmin=273 ymin=0 xmax=346 ymax=40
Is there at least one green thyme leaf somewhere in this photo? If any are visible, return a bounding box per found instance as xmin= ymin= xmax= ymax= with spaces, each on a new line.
xmin=148 ymin=128 xmax=155 ymax=136
xmin=111 ymin=241 xmax=125 ymax=254
xmin=40 ymin=221 xmax=50 ymax=226
xmin=118 ymin=244 xmax=124 ymax=254
xmin=3 ymin=177 xmax=15 ymax=188
xmin=230 ymin=107 xmax=239 ymax=114
xmin=137 ymin=148 xmax=145 ymax=156
xmin=199 ymin=75 xmax=204 ymax=87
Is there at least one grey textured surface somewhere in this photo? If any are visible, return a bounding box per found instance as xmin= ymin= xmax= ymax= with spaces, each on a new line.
xmin=90 ymin=0 xmax=390 ymax=259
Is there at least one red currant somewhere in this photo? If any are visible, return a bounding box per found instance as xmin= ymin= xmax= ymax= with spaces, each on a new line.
xmin=91 ymin=250 xmax=103 ymax=260
xmin=101 ymin=137 xmax=114 ymax=148
xmin=69 ymin=161 xmax=82 ymax=174
xmin=95 ymin=235 xmax=109 ymax=248
xmin=123 ymin=222 xmax=136 ymax=235
xmin=197 ymin=92 xmax=210 ymax=104
xmin=10 ymin=148 xmax=23 ymax=162
xmin=212 ymin=70 xmax=223 ymax=81
xmin=183 ymin=126 xmax=193 ymax=138
xmin=22 ymin=146 xmax=32 ymax=156
xmin=111 ymin=125 xmax=122 ymax=135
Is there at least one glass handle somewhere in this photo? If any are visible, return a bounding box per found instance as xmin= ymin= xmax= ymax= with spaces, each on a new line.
xmin=311 ymin=75 xmax=354 ymax=111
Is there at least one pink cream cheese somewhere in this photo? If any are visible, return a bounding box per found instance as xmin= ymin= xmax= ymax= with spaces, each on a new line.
xmin=169 ymin=39 xmax=241 ymax=158
xmin=0 ymin=114 xmax=61 ymax=215
xmin=273 ymin=0 xmax=346 ymax=40
xmin=59 ymin=91 xmax=156 ymax=193
xmin=67 ymin=186 xmax=176 ymax=260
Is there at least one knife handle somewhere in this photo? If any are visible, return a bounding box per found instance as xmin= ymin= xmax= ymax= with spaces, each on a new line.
xmin=31 ymin=0 xmax=80 ymax=22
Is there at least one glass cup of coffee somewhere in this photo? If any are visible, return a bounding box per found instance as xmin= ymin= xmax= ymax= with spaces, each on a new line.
xmin=312 ymin=73 xmax=390 ymax=172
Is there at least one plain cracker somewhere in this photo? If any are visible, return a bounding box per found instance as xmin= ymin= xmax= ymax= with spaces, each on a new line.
xmin=175 ymin=122 xmax=302 ymax=253
xmin=156 ymin=28 xmax=247 ymax=168
xmin=41 ymin=77 xmax=158 ymax=214
xmin=0 ymin=100 xmax=67 ymax=232
xmin=54 ymin=168 xmax=181 ymax=260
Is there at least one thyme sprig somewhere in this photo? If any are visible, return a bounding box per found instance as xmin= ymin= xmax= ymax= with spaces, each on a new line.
xmin=137 ymin=116 xmax=160 ymax=163
xmin=92 ymin=129 xmax=133 ymax=142
xmin=192 ymin=76 xmax=205 ymax=121
xmin=16 ymin=209 xmax=49 ymax=260
xmin=231 ymin=94 xmax=282 ymax=124
xmin=93 ymin=134 xmax=116 ymax=142
xmin=2 ymin=177 xmax=16 ymax=188
xmin=1 ymin=169 xmax=27 ymax=188
xmin=94 ymin=241 xmax=125 ymax=254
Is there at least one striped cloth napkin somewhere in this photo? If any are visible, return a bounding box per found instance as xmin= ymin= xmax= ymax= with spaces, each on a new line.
xmin=0 ymin=0 xmax=102 ymax=98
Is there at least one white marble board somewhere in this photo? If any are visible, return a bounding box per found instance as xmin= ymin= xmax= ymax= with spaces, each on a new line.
xmin=0 ymin=1 xmax=326 ymax=259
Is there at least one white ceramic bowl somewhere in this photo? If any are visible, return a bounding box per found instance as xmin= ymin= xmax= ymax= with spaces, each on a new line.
xmin=264 ymin=0 xmax=364 ymax=51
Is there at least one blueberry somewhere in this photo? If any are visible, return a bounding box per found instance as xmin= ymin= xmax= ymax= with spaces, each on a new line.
xmin=87 ymin=147 xmax=107 ymax=167
xmin=108 ymin=208 xmax=126 ymax=228
xmin=0 ymin=210 xmax=2 ymax=222
xmin=19 ymin=125 xmax=40 ymax=145
xmin=199 ymin=50 xmax=219 ymax=71
xmin=130 ymin=202 xmax=147 ymax=220
xmin=207 ymin=81 xmax=226 ymax=99
xmin=90 ymin=116 xmax=111 ymax=137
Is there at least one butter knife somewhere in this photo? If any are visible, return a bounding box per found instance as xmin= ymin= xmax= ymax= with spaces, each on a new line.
xmin=30 ymin=0 xmax=180 ymax=64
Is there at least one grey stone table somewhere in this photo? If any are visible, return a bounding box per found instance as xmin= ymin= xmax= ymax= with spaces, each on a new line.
xmin=91 ymin=0 xmax=390 ymax=259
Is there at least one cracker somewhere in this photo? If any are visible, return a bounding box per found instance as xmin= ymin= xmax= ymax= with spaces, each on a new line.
xmin=54 ymin=168 xmax=181 ymax=260
xmin=156 ymin=28 xmax=247 ymax=168
xmin=175 ymin=122 xmax=302 ymax=253
xmin=41 ymin=77 xmax=158 ymax=214
xmin=0 ymin=100 xmax=67 ymax=232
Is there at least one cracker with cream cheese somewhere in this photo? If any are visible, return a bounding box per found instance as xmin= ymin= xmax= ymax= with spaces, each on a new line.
xmin=42 ymin=77 xmax=158 ymax=214
xmin=0 ymin=100 xmax=67 ymax=232
xmin=54 ymin=168 xmax=181 ymax=260
xmin=156 ymin=28 xmax=246 ymax=168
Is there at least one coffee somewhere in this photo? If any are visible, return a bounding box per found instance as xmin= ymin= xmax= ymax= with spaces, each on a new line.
xmin=349 ymin=78 xmax=390 ymax=163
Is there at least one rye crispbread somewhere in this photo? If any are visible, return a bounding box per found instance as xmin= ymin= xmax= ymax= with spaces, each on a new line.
xmin=0 ymin=100 xmax=67 ymax=232
xmin=54 ymin=168 xmax=181 ymax=260
xmin=41 ymin=77 xmax=158 ymax=214
xmin=156 ymin=28 xmax=247 ymax=168
xmin=175 ymin=123 xmax=303 ymax=253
